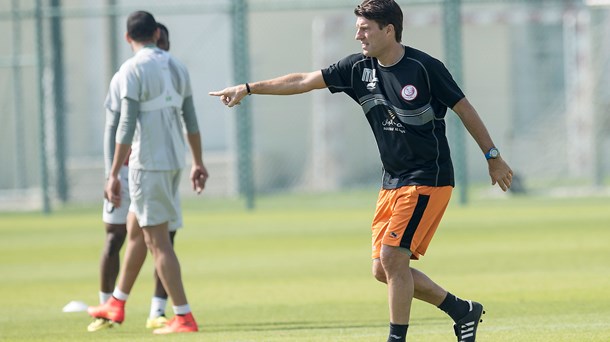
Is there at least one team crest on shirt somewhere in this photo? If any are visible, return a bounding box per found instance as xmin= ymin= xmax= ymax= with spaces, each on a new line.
xmin=401 ymin=85 xmax=418 ymax=101
xmin=362 ymin=68 xmax=378 ymax=90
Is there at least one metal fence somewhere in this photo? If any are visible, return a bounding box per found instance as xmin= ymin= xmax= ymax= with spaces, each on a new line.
xmin=1 ymin=0 xmax=609 ymax=212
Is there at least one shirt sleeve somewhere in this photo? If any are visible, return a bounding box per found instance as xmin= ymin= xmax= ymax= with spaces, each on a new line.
xmin=182 ymin=66 xmax=193 ymax=98
xmin=427 ymin=58 xmax=465 ymax=109
xmin=181 ymin=96 xmax=199 ymax=134
xmin=117 ymin=62 xmax=141 ymax=102
xmin=103 ymin=108 xmax=120 ymax=177
xmin=116 ymin=98 xmax=139 ymax=145
xmin=104 ymin=73 xmax=121 ymax=112
xmin=321 ymin=53 xmax=361 ymax=101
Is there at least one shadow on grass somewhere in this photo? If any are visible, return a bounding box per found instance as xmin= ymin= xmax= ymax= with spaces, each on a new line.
xmin=203 ymin=317 xmax=447 ymax=333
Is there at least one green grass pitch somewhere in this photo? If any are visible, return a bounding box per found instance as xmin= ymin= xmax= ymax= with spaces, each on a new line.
xmin=1 ymin=189 xmax=609 ymax=341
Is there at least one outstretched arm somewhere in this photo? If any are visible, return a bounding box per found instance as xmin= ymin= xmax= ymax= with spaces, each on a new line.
xmin=452 ymin=97 xmax=513 ymax=191
xmin=209 ymin=71 xmax=327 ymax=107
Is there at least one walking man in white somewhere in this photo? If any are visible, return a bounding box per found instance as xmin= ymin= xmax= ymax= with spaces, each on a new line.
xmin=88 ymin=11 xmax=208 ymax=334
xmin=88 ymin=22 xmax=180 ymax=332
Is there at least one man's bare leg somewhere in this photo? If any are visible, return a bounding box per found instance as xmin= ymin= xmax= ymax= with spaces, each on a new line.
xmin=142 ymin=222 xmax=187 ymax=306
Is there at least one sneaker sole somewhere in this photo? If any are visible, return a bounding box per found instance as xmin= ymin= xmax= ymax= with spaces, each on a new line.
xmin=87 ymin=320 xmax=116 ymax=332
xmin=153 ymin=328 xmax=198 ymax=334
xmin=87 ymin=310 xmax=124 ymax=324
xmin=146 ymin=319 xmax=169 ymax=329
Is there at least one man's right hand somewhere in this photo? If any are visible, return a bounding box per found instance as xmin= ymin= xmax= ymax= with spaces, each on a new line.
xmin=209 ymin=84 xmax=248 ymax=108
xmin=105 ymin=176 xmax=122 ymax=207
xmin=191 ymin=164 xmax=209 ymax=194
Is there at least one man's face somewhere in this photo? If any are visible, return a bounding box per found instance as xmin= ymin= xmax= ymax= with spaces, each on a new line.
xmin=355 ymin=17 xmax=389 ymax=58
xmin=157 ymin=30 xmax=170 ymax=51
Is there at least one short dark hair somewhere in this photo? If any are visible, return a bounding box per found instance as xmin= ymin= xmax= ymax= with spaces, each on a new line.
xmin=354 ymin=0 xmax=403 ymax=42
xmin=126 ymin=11 xmax=157 ymax=42
xmin=157 ymin=22 xmax=169 ymax=39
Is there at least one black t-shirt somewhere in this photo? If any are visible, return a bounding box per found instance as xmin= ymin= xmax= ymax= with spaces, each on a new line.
xmin=321 ymin=46 xmax=465 ymax=189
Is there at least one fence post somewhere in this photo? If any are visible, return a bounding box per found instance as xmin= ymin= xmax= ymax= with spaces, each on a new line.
xmin=35 ymin=0 xmax=51 ymax=213
xmin=11 ymin=0 xmax=26 ymax=190
xmin=50 ymin=0 xmax=68 ymax=203
xmin=443 ymin=0 xmax=468 ymax=205
xmin=232 ymin=0 xmax=255 ymax=209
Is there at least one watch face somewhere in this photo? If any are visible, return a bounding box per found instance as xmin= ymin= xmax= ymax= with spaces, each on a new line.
xmin=486 ymin=148 xmax=499 ymax=159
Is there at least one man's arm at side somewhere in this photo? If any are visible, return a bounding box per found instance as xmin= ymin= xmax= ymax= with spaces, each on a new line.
xmin=103 ymin=109 xmax=120 ymax=178
xmin=452 ymin=98 xmax=495 ymax=153
xmin=105 ymin=98 xmax=138 ymax=207
xmin=182 ymin=95 xmax=208 ymax=194
xmin=452 ymin=97 xmax=513 ymax=191
xmin=186 ymin=132 xmax=208 ymax=194
xmin=209 ymin=71 xmax=326 ymax=107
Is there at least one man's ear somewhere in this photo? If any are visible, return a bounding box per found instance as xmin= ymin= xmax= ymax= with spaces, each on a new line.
xmin=125 ymin=31 xmax=132 ymax=44
xmin=386 ymin=24 xmax=395 ymax=37
xmin=153 ymin=27 xmax=160 ymax=43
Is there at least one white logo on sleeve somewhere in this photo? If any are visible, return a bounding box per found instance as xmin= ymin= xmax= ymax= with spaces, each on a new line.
xmin=362 ymin=68 xmax=378 ymax=90
xmin=401 ymin=85 xmax=417 ymax=101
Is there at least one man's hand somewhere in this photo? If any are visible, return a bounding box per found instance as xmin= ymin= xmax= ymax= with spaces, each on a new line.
xmin=209 ymin=84 xmax=247 ymax=107
xmin=105 ymin=176 xmax=122 ymax=207
xmin=191 ymin=164 xmax=209 ymax=194
xmin=488 ymin=157 xmax=513 ymax=192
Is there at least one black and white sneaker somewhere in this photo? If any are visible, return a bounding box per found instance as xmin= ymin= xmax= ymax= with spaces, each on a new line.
xmin=453 ymin=300 xmax=484 ymax=342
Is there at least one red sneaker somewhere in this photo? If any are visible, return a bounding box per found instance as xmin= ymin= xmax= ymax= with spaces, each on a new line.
xmin=87 ymin=297 xmax=125 ymax=324
xmin=153 ymin=312 xmax=198 ymax=334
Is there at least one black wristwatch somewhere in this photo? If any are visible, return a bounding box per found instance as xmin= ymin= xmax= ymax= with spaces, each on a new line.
xmin=485 ymin=147 xmax=500 ymax=160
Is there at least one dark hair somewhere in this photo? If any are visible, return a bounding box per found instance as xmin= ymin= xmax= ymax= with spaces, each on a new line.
xmin=126 ymin=11 xmax=157 ymax=42
xmin=157 ymin=22 xmax=169 ymax=39
xmin=354 ymin=0 xmax=403 ymax=42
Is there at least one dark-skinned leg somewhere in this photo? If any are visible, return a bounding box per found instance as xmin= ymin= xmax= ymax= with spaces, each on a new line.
xmin=99 ymin=223 xmax=127 ymax=297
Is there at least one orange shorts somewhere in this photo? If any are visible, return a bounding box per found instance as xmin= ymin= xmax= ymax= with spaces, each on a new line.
xmin=371 ymin=185 xmax=452 ymax=260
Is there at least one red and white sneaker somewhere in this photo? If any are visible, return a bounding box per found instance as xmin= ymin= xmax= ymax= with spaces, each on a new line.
xmin=87 ymin=297 xmax=125 ymax=324
xmin=152 ymin=312 xmax=198 ymax=334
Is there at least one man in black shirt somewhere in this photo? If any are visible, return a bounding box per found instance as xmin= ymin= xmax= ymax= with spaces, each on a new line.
xmin=210 ymin=1 xmax=512 ymax=341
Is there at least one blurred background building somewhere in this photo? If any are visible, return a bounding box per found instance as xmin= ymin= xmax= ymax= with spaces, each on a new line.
xmin=0 ymin=0 xmax=608 ymax=212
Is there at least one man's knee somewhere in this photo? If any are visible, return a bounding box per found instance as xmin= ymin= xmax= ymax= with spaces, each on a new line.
xmin=105 ymin=224 xmax=127 ymax=254
xmin=142 ymin=223 xmax=172 ymax=252
xmin=380 ymin=245 xmax=411 ymax=277
xmin=372 ymin=259 xmax=387 ymax=283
